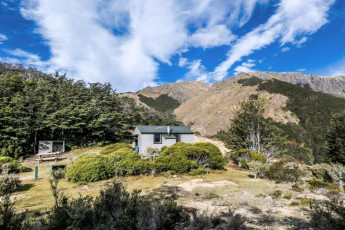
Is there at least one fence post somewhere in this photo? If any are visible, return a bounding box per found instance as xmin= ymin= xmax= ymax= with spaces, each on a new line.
xmin=35 ymin=166 xmax=38 ymax=180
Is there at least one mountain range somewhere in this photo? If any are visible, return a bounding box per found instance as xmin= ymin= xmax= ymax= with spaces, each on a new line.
xmin=121 ymin=72 xmax=345 ymax=136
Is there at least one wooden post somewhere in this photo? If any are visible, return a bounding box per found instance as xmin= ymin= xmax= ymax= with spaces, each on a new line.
xmin=35 ymin=166 xmax=38 ymax=180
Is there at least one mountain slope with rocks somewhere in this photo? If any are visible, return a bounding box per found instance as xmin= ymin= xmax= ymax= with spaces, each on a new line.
xmin=174 ymin=77 xmax=299 ymax=135
xmin=240 ymin=72 xmax=345 ymax=99
xmin=138 ymin=81 xmax=211 ymax=103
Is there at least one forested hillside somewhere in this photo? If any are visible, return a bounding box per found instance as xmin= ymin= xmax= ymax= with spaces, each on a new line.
xmin=236 ymin=77 xmax=345 ymax=163
xmin=0 ymin=64 xmax=180 ymax=158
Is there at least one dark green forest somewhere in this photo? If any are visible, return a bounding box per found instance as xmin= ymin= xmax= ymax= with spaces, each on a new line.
xmin=138 ymin=94 xmax=181 ymax=113
xmin=235 ymin=77 xmax=345 ymax=163
xmin=0 ymin=64 xmax=179 ymax=158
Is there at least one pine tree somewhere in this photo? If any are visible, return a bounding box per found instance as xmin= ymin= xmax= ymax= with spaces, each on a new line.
xmin=326 ymin=111 xmax=345 ymax=164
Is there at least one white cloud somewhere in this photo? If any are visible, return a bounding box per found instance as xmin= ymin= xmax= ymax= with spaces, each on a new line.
xmin=211 ymin=0 xmax=335 ymax=81
xmin=12 ymin=0 xmax=332 ymax=90
xmin=319 ymin=57 xmax=345 ymax=76
xmin=281 ymin=47 xmax=290 ymax=52
xmin=296 ymin=37 xmax=307 ymax=47
xmin=177 ymin=58 xmax=208 ymax=81
xmin=0 ymin=34 xmax=8 ymax=44
xmin=189 ymin=25 xmax=236 ymax=49
xmin=17 ymin=0 xmax=264 ymax=92
xmin=178 ymin=57 xmax=188 ymax=67
xmin=4 ymin=48 xmax=50 ymax=70
xmin=297 ymin=68 xmax=306 ymax=72
xmin=234 ymin=60 xmax=256 ymax=74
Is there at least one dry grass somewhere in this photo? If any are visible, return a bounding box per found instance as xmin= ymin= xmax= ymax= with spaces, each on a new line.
xmin=12 ymin=148 xmax=337 ymax=229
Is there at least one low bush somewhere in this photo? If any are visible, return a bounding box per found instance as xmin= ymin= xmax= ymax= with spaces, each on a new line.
xmin=248 ymin=160 xmax=269 ymax=178
xmin=292 ymin=183 xmax=304 ymax=192
xmin=311 ymin=164 xmax=332 ymax=182
xmin=100 ymin=142 xmax=131 ymax=155
xmin=43 ymin=181 xmax=247 ymax=230
xmin=283 ymin=192 xmax=292 ymax=200
xmin=232 ymin=149 xmax=266 ymax=165
xmin=0 ymin=156 xmax=30 ymax=174
xmin=271 ymin=190 xmax=282 ymax=199
xmin=309 ymin=179 xmax=340 ymax=193
xmin=189 ymin=167 xmax=207 ymax=176
xmin=193 ymin=143 xmax=227 ymax=169
xmin=310 ymin=199 xmax=345 ymax=230
xmin=154 ymin=142 xmax=226 ymax=174
xmin=300 ymin=198 xmax=316 ymax=206
xmin=67 ymin=155 xmax=115 ymax=182
xmin=109 ymin=148 xmax=152 ymax=175
xmin=202 ymin=193 xmax=221 ymax=200
xmin=267 ymin=160 xmax=302 ymax=182
xmin=0 ymin=175 xmax=21 ymax=195
xmin=239 ymin=159 xmax=248 ymax=169
xmin=289 ymin=201 xmax=300 ymax=206
xmin=160 ymin=142 xmax=191 ymax=156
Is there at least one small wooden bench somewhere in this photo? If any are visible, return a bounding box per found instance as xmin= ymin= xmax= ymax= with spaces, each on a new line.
xmin=36 ymin=151 xmax=63 ymax=164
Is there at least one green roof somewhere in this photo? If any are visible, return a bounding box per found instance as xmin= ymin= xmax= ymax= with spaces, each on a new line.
xmin=136 ymin=125 xmax=194 ymax=134
xmin=162 ymin=134 xmax=176 ymax=139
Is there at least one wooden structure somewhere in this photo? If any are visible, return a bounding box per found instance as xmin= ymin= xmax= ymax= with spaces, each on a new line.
xmin=36 ymin=140 xmax=65 ymax=163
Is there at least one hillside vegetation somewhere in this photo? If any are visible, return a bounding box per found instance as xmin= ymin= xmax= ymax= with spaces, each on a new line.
xmin=0 ymin=64 xmax=181 ymax=158
xmin=256 ymin=78 xmax=345 ymax=162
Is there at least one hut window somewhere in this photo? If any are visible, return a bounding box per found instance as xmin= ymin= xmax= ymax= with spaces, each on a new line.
xmin=154 ymin=134 xmax=161 ymax=144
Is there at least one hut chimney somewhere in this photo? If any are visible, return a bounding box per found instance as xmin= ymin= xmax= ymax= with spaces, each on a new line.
xmin=167 ymin=123 xmax=171 ymax=135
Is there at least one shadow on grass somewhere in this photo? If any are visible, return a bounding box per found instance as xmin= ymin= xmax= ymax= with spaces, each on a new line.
xmin=17 ymin=183 xmax=35 ymax=192
xmin=145 ymin=185 xmax=188 ymax=201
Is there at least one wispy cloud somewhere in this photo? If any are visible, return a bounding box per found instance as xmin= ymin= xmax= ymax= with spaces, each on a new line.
xmin=211 ymin=0 xmax=335 ymax=81
xmin=177 ymin=57 xmax=208 ymax=81
xmin=4 ymin=48 xmax=51 ymax=70
xmin=17 ymin=0 xmax=263 ymax=92
xmin=3 ymin=0 xmax=333 ymax=91
xmin=319 ymin=57 xmax=345 ymax=76
xmin=234 ymin=59 xmax=256 ymax=74
xmin=0 ymin=34 xmax=8 ymax=44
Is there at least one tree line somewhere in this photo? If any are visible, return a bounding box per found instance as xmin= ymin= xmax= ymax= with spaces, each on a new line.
xmin=0 ymin=64 xmax=179 ymax=158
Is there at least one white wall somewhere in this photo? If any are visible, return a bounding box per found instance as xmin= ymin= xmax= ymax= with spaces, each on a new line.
xmin=139 ymin=134 xmax=176 ymax=157
xmin=180 ymin=134 xmax=194 ymax=143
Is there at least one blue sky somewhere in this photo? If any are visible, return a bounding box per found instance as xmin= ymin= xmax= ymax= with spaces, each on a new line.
xmin=0 ymin=0 xmax=344 ymax=92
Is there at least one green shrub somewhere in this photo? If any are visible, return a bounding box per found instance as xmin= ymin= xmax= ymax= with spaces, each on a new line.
xmin=310 ymin=199 xmax=345 ymax=230
xmin=193 ymin=143 xmax=226 ymax=169
xmin=300 ymin=198 xmax=316 ymax=206
xmin=160 ymin=142 xmax=192 ymax=156
xmin=0 ymin=175 xmax=21 ymax=195
xmin=283 ymin=192 xmax=292 ymax=200
xmin=109 ymin=148 xmax=152 ymax=175
xmin=289 ymin=201 xmax=300 ymax=206
xmin=309 ymin=179 xmax=340 ymax=193
xmin=153 ymin=156 xmax=171 ymax=173
xmin=239 ymin=159 xmax=248 ymax=169
xmin=292 ymin=183 xmax=304 ymax=192
xmin=271 ymin=190 xmax=282 ymax=199
xmin=0 ymin=156 xmax=29 ymax=173
xmin=155 ymin=142 xmax=226 ymax=174
xmin=67 ymin=155 xmax=115 ymax=182
xmin=202 ymin=193 xmax=221 ymax=200
xmin=268 ymin=160 xmax=302 ymax=182
xmin=189 ymin=167 xmax=207 ymax=176
xmin=311 ymin=164 xmax=332 ymax=182
xmin=232 ymin=149 xmax=266 ymax=165
xmin=100 ymin=142 xmax=131 ymax=155
xmin=169 ymin=154 xmax=198 ymax=174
